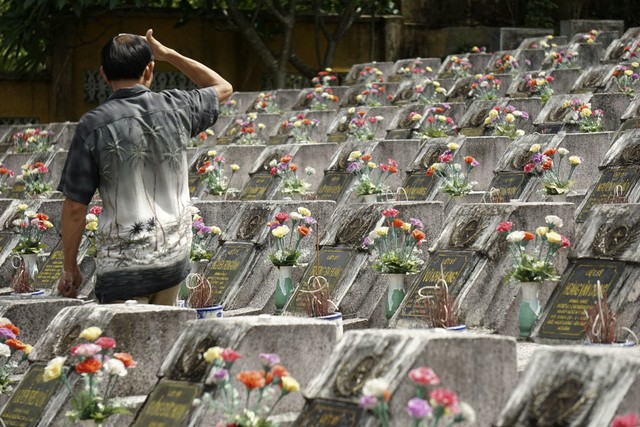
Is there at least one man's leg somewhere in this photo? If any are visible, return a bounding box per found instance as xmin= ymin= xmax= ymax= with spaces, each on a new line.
xmin=148 ymin=284 xmax=180 ymax=306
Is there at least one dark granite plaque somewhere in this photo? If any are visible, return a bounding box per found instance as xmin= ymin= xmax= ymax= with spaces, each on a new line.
xmin=535 ymin=122 xmax=565 ymax=134
xmin=577 ymin=167 xmax=640 ymax=222
xmin=488 ymin=171 xmax=531 ymax=201
xmin=296 ymin=399 xmax=362 ymax=427
xmin=132 ymin=379 xmax=201 ymax=427
xmin=316 ymin=172 xmax=352 ymax=202
xmin=291 ymin=248 xmax=355 ymax=313
xmin=0 ymin=364 xmax=61 ymax=427
xmin=399 ymin=251 xmax=476 ymax=319
xmin=537 ymin=260 xmax=625 ymax=341
xmin=327 ymin=133 xmax=348 ymax=143
xmin=401 ymin=171 xmax=437 ymax=201
xmin=386 ymin=129 xmax=414 ymax=140
xmin=188 ymin=174 xmax=202 ymax=197
xmin=459 ymin=127 xmax=483 ymax=137
xmin=35 ymin=240 xmax=64 ymax=290
xmin=205 ymin=242 xmax=254 ymax=304
xmin=268 ymin=135 xmax=291 ymax=145
xmin=239 ymin=173 xmax=276 ymax=200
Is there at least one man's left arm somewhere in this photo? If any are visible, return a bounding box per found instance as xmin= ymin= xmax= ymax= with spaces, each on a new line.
xmin=57 ymin=197 xmax=87 ymax=298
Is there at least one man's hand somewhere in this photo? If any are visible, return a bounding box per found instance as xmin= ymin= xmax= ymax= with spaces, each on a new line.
xmin=57 ymin=268 xmax=83 ymax=298
xmin=146 ymin=29 xmax=172 ymax=62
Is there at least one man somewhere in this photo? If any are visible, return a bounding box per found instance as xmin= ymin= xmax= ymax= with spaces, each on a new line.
xmin=57 ymin=29 xmax=232 ymax=304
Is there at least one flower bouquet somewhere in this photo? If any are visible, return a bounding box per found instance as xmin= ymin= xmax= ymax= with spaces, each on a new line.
xmin=17 ymin=162 xmax=52 ymax=197
xmin=359 ymin=367 xmax=475 ymax=427
xmin=525 ymin=72 xmax=555 ymax=103
xmin=426 ymin=143 xmax=479 ymax=197
xmin=189 ymin=129 xmax=214 ymax=147
xmin=11 ymin=207 xmax=53 ymax=255
xmin=546 ymin=49 xmax=578 ymax=69
xmin=494 ymin=54 xmax=519 ymax=74
xmin=311 ymin=68 xmax=338 ymax=87
xmin=469 ymin=74 xmax=501 ymax=100
xmin=397 ymin=60 xmax=432 ymax=82
xmin=356 ymin=83 xmax=392 ymax=107
xmin=270 ymin=154 xmax=314 ymax=197
xmin=363 ymin=208 xmax=425 ymax=274
xmin=42 ymin=326 xmax=136 ymax=424
xmin=279 ymin=113 xmax=319 ymax=144
xmin=358 ymin=65 xmax=385 ymax=84
xmin=220 ymin=99 xmax=238 ymax=116
xmin=85 ymin=205 xmax=102 ymax=257
xmin=200 ymin=348 xmax=300 ymax=426
xmin=523 ymin=144 xmax=582 ymax=195
xmin=233 ymin=113 xmax=266 ymax=145
xmin=484 ymin=105 xmax=529 ymax=139
xmin=254 ymin=92 xmax=280 ymax=114
xmin=12 ymin=128 xmax=54 ymax=153
xmin=564 ymin=100 xmax=604 ymax=132
xmin=445 ymin=56 xmax=472 ymax=78
xmin=416 ymin=104 xmax=457 ymax=139
xmin=0 ymin=164 xmax=15 ymax=195
xmin=191 ymin=213 xmax=221 ymax=263
xmin=266 ymin=208 xmax=315 ymax=267
xmin=0 ymin=318 xmax=32 ymax=395
xmin=197 ymin=150 xmax=240 ymax=197
xmin=347 ymin=111 xmax=384 ymax=141
xmin=612 ymin=63 xmax=640 ymax=96
xmin=306 ymin=86 xmax=339 ymax=111
xmin=414 ymin=79 xmax=447 ymax=104
xmin=496 ymin=216 xmax=569 ymax=283
xmin=347 ymin=151 xmax=398 ymax=197
xmin=622 ymin=44 xmax=640 ymax=61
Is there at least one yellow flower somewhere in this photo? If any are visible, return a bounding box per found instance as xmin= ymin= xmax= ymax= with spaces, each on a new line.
xmin=411 ymin=114 xmax=423 ymax=121
xmin=206 ymin=129 xmax=215 ymax=135
xmin=207 ymin=150 xmax=217 ymax=157
xmin=432 ymin=81 xmax=440 ymax=87
xmin=79 ymin=327 xmax=102 ymax=341
xmin=569 ymin=156 xmax=582 ymax=165
xmin=85 ymin=221 xmax=98 ymax=231
xmin=536 ymin=226 xmax=549 ymax=236
xmin=529 ymin=144 xmax=541 ymax=153
xmin=297 ymin=207 xmax=311 ymax=217
xmin=546 ymin=231 xmax=562 ymax=244
xmin=625 ymin=69 xmax=633 ymax=76
xmin=437 ymin=115 xmax=446 ymax=122
xmin=17 ymin=204 xmax=28 ymax=211
xmin=315 ymin=86 xmax=323 ymax=93
xmin=258 ymin=123 xmax=266 ymax=129
xmin=367 ymin=162 xmax=377 ymax=169
xmin=294 ymin=120 xmax=302 ymax=127
xmin=488 ymin=109 xmax=499 ymax=119
xmin=348 ymin=151 xmax=362 ymax=162
xmin=211 ymin=226 xmax=222 ymax=235
xmin=401 ymin=223 xmax=411 ymax=231
xmin=230 ymin=164 xmax=240 ymax=171
xmin=272 ymin=225 xmax=290 ymax=238
xmin=505 ymin=113 xmax=515 ymax=123
xmin=43 ymin=357 xmax=66 ymax=382
xmin=203 ymin=346 xmax=223 ymax=363
xmin=376 ymin=227 xmax=389 ymax=237
xmin=348 ymin=107 xmax=356 ymax=114
xmin=23 ymin=344 xmax=33 ymax=355
xmin=447 ymin=142 xmax=459 ymax=150
xmin=281 ymin=376 xmax=300 ymax=393
xmin=580 ymin=108 xmax=592 ymax=118
xmin=484 ymin=117 xmax=491 ymax=125
xmin=562 ymin=100 xmax=571 ymax=109
xmin=633 ymin=62 xmax=639 ymax=68
xmin=248 ymin=112 xmax=257 ymax=120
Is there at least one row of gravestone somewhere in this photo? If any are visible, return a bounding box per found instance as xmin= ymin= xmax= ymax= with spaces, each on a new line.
xmin=0 ymin=302 xmax=638 ymax=426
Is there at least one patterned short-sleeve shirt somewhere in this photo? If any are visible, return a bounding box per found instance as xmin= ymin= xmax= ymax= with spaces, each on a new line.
xmin=58 ymin=85 xmax=219 ymax=302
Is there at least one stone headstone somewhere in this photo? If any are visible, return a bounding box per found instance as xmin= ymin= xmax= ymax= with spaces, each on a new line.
xmin=343 ymin=62 xmax=395 ymax=86
xmin=534 ymin=93 xmax=592 ymax=126
xmin=154 ymin=316 xmax=338 ymax=423
xmin=572 ymin=64 xmax=617 ymax=93
xmin=576 ymin=167 xmax=640 ymax=222
xmin=560 ymin=20 xmax=624 ymax=40
xmin=298 ymin=329 xmax=516 ymax=427
xmin=496 ymin=346 xmax=640 ymax=426
xmin=500 ymin=28 xmax=554 ymax=50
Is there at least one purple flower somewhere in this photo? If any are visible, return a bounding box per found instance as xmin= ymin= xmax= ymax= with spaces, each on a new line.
xmin=363 ymin=237 xmax=371 ymax=247
xmin=532 ymin=153 xmax=543 ymax=164
xmin=633 ymin=73 xmax=639 ymax=80
xmin=192 ymin=220 xmax=204 ymax=229
xmin=347 ymin=162 xmax=360 ymax=173
xmin=359 ymin=394 xmax=378 ymax=409
xmin=505 ymin=105 xmax=516 ymax=113
xmin=406 ymin=397 xmax=432 ymax=419
xmin=259 ymin=353 xmax=280 ymax=366
xmin=521 ymin=111 xmax=530 ymax=119
xmin=199 ymin=226 xmax=211 ymax=235
xmin=304 ymin=216 xmax=317 ymax=225
xmin=410 ymin=218 xmax=424 ymax=230
xmin=471 ymin=159 xmax=480 ymax=167
xmin=0 ymin=328 xmax=16 ymax=341
xmin=211 ymin=367 xmax=229 ymax=382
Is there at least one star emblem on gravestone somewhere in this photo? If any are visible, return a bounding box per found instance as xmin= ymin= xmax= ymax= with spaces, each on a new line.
xmin=334 ymin=355 xmax=384 ymax=397
xmin=237 ymin=206 xmax=271 ymax=241
xmin=451 ymin=218 xmax=483 ymax=248
xmin=171 ymin=337 xmax=217 ymax=381
xmin=592 ymin=223 xmax=639 ymax=257
xmin=531 ymin=377 xmax=592 ymax=424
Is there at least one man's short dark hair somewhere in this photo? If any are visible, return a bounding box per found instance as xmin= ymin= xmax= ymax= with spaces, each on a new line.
xmin=101 ymin=34 xmax=153 ymax=81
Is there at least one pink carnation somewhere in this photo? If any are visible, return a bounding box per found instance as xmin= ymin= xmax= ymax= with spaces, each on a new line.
xmin=496 ymin=221 xmax=513 ymax=233
xmin=382 ymin=208 xmax=399 ymax=218
xmin=611 ymin=413 xmax=640 ymax=427
xmin=95 ymin=337 xmax=117 ymax=349
xmin=408 ymin=367 xmax=440 ymax=387
xmin=429 ymin=388 xmax=458 ymax=409
xmin=221 ymin=348 xmax=242 ymax=363
xmin=70 ymin=343 xmax=103 ymax=357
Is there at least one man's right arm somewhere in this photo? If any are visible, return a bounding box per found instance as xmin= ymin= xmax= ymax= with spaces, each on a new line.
xmin=145 ymin=29 xmax=233 ymax=102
